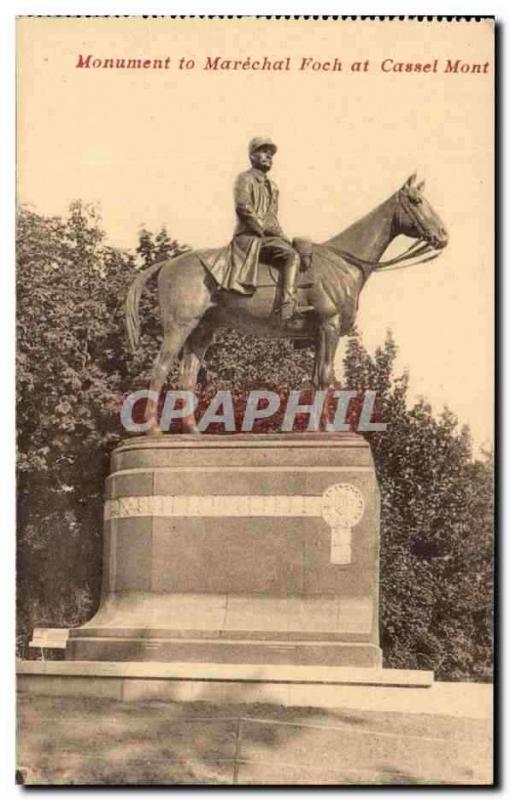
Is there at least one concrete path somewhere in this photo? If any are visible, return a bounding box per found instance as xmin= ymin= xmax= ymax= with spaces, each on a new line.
xmin=17 ymin=691 xmax=493 ymax=785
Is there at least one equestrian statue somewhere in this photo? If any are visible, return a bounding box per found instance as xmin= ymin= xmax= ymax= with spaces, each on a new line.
xmin=125 ymin=137 xmax=449 ymax=434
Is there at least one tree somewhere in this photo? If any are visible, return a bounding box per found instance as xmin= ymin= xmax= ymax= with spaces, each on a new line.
xmin=17 ymin=203 xmax=163 ymax=655
xmin=136 ymin=228 xmax=155 ymax=266
xmin=136 ymin=226 xmax=190 ymax=267
xmin=343 ymin=331 xmax=493 ymax=680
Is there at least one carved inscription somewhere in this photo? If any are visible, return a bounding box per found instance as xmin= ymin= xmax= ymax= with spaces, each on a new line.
xmin=105 ymin=483 xmax=365 ymax=565
xmin=105 ymin=495 xmax=324 ymax=519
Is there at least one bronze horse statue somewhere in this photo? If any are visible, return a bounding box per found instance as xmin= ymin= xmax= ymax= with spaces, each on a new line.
xmin=126 ymin=174 xmax=448 ymax=433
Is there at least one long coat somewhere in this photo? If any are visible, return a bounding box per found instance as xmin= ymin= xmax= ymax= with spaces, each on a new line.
xmin=200 ymin=168 xmax=288 ymax=295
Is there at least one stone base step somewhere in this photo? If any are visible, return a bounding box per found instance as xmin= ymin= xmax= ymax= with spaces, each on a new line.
xmin=65 ymin=635 xmax=382 ymax=666
xmin=18 ymin=659 xmax=433 ymax=684
xmin=17 ymin=660 xmax=441 ymax=711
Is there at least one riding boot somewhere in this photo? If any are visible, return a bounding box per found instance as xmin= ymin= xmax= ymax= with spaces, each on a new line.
xmin=280 ymin=253 xmax=300 ymax=324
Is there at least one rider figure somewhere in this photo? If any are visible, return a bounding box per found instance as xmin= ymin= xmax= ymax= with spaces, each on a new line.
xmin=234 ymin=137 xmax=301 ymax=325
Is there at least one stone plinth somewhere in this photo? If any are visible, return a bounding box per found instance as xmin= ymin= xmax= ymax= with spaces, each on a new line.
xmin=18 ymin=661 xmax=438 ymax=709
xmin=66 ymin=433 xmax=382 ymax=667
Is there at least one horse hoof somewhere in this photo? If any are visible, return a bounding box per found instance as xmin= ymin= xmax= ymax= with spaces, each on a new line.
xmin=146 ymin=424 xmax=163 ymax=436
xmin=184 ymin=425 xmax=200 ymax=435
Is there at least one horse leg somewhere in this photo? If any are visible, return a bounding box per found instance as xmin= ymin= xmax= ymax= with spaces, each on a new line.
xmin=313 ymin=314 xmax=341 ymax=390
xmin=145 ymin=322 xmax=198 ymax=434
xmin=312 ymin=314 xmax=342 ymax=429
xmin=142 ymin=252 xmax=217 ymax=434
xmin=177 ymin=320 xmax=216 ymax=433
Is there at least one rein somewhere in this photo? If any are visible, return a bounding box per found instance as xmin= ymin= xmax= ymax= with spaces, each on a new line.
xmin=262 ymin=240 xmax=439 ymax=291
xmin=326 ymin=192 xmax=443 ymax=280
xmin=264 ymin=190 xmax=443 ymax=288
xmin=332 ymin=239 xmax=440 ymax=280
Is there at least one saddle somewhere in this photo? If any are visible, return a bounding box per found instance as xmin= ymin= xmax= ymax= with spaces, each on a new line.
xmin=293 ymin=237 xmax=315 ymax=287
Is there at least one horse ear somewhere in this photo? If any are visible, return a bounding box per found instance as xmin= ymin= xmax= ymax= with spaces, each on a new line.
xmin=417 ymin=180 xmax=425 ymax=192
xmin=405 ymin=172 xmax=417 ymax=188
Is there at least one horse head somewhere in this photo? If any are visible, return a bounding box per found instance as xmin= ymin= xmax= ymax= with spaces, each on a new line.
xmin=396 ymin=173 xmax=449 ymax=250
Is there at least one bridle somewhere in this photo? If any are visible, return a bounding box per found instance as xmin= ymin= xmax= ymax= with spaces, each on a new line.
xmin=327 ymin=189 xmax=443 ymax=283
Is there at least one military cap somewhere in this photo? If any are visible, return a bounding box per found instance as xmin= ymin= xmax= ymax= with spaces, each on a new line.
xmin=248 ymin=136 xmax=278 ymax=156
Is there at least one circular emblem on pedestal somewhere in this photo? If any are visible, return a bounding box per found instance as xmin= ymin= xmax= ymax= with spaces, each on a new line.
xmin=321 ymin=483 xmax=365 ymax=528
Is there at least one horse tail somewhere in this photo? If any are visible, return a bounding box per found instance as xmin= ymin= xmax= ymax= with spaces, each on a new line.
xmin=125 ymin=262 xmax=164 ymax=352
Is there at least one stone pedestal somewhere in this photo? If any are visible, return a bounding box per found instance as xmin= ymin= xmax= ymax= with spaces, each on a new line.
xmin=66 ymin=433 xmax=382 ymax=667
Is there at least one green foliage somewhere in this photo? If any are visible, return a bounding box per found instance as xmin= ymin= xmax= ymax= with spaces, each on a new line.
xmin=16 ymin=204 xmax=493 ymax=680
xmin=205 ymin=332 xmax=313 ymax=388
xmin=17 ymin=203 xmax=163 ymax=655
xmin=136 ymin=226 xmax=190 ymax=267
xmin=343 ymin=331 xmax=493 ymax=681
xmin=194 ymin=332 xmax=316 ymax=433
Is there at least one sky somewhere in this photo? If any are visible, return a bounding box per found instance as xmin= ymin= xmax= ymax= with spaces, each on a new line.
xmin=17 ymin=17 xmax=494 ymax=450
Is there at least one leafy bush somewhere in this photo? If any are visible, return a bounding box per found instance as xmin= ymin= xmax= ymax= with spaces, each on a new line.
xmin=342 ymin=334 xmax=493 ymax=680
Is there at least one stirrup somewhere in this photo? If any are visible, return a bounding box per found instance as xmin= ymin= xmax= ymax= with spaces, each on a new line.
xmin=281 ymin=300 xmax=315 ymax=319
xmin=280 ymin=299 xmax=296 ymax=321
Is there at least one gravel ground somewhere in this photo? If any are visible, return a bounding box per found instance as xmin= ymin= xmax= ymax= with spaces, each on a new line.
xmin=17 ymin=692 xmax=493 ymax=786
